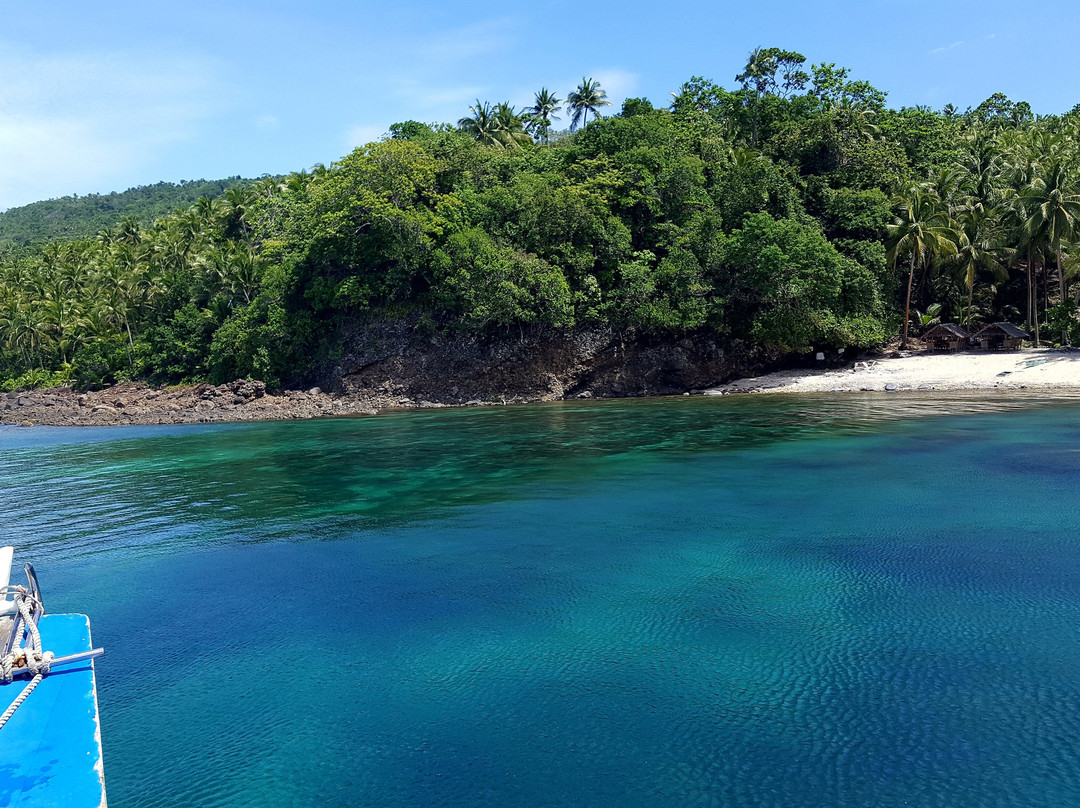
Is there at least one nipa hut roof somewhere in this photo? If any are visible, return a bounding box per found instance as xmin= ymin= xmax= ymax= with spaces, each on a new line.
xmin=923 ymin=323 xmax=970 ymax=339
xmin=975 ymin=322 xmax=1029 ymax=339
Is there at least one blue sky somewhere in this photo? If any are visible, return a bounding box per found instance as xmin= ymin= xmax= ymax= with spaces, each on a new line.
xmin=1 ymin=0 xmax=1077 ymax=211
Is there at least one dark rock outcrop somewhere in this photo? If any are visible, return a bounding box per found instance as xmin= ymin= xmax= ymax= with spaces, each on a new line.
xmin=0 ymin=324 xmax=776 ymax=427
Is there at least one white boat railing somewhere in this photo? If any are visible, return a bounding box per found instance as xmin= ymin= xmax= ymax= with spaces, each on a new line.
xmin=0 ymin=546 xmax=14 ymax=617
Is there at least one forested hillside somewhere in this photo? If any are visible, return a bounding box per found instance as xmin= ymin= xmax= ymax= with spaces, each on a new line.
xmin=0 ymin=178 xmax=254 ymax=244
xmin=2 ymin=48 xmax=1079 ymax=392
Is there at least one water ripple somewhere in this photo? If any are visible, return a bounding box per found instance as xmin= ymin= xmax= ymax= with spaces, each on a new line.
xmin=4 ymin=395 xmax=1080 ymax=806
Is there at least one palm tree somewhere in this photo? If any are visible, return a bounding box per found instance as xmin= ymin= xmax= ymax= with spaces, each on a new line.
xmin=956 ymin=128 xmax=1003 ymax=209
xmin=1023 ymin=161 xmax=1080 ymax=343
xmin=459 ymin=101 xmax=532 ymax=149
xmin=492 ymin=103 xmax=532 ymax=149
xmin=459 ymin=100 xmax=503 ymax=147
xmin=950 ymin=207 xmax=1008 ymax=327
xmin=285 ymin=170 xmax=311 ymax=194
xmin=92 ymin=254 xmax=145 ymax=365
xmin=1000 ymin=146 xmax=1041 ymax=335
xmin=221 ymin=187 xmax=255 ymax=240
xmin=887 ymin=189 xmax=958 ymax=348
xmin=116 ymin=216 xmax=143 ymax=248
xmin=735 ymin=48 xmax=771 ymax=145
xmin=566 ymin=78 xmax=611 ymax=131
xmin=525 ymin=88 xmax=561 ymax=144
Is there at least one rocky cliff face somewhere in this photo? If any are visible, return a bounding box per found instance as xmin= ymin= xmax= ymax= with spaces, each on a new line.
xmin=330 ymin=321 xmax=773 ymax=405
xmin=1 ymin=324 xmax=776 ymax=426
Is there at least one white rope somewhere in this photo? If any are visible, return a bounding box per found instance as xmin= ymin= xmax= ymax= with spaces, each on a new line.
xmin=0 ymin=672 xmax=45 ymax=729
xmin=0 ymin=589 xmax=53 ymax=731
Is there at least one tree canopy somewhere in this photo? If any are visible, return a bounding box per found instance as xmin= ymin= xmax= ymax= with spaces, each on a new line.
xmin=3 ymin=49 xmax=1079 ymax=392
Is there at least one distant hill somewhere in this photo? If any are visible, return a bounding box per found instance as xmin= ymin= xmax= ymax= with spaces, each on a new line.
xmin=0 ymin=178 xmax=256 ymax=244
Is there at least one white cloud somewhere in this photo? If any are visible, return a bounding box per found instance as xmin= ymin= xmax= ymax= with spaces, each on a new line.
xmin=0 ymin=43 xmax=225 ymax=210
xmin=343 ymin=124 xmax=388 ymax=151
xmin=254 ymin=114 xmax=279 ymax=131
xmin=416 ymin=18 xmax=514 ymax=63
xmin=370 ymin=18 xmax=520 ymax=121
xmin=391 ymin=78 xmax=489 ymax=110
xmin=928 ymin=41 xmax=965 ymax=55
xmin=588 ymin=69 xmax=640 ymax=101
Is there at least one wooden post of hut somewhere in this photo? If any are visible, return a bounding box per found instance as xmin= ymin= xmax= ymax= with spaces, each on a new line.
xmin=922 ymin=323 xmax=970 ymax=352
xmin=974 ymin=322 xmax=1029 ymax=351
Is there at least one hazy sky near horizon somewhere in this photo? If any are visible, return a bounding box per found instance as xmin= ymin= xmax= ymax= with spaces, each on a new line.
xmin=1 ymin=0 xmax=1077 ymax=211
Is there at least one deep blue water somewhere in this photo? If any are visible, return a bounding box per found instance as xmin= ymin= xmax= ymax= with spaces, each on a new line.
xmin=3 ymin=394 xmax=1080 ymax=807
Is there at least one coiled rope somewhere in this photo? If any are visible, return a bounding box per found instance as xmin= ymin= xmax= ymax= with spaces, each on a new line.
xmin=0 ymin=587 xmax=53 ymax=731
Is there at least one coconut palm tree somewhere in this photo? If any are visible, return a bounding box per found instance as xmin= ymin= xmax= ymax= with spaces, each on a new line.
xmin=887 ymin=189 xmax=959 ymax=348
xmin=1022 ymin=161 xmax=1080 ymax=343
xmin=221 ymin=187 xmax=255 ymax=240
xmin=492 ymin=103 xmax=533 ymax=149
xmin=525 ymin=88 xmax=562 ymax=144
xmin=950 ymin=206 xmax=1008 ymax=327
xmin=459 ymin=100 xmax=503 ymax=147
xmin=956 ymin=128 xmax=1003 ymax=209
xmin=459 ymin=101 xmax=531 ymax=149
xmin=566 ymin=78 xmax=611 ymax=131
xmin=999 ymin=143 xmax=1043 ymax=335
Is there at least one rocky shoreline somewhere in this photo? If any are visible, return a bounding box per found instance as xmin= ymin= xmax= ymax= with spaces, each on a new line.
xmin=7 ymin=327 xmax=1078 ymax=429
xmin=5 ymin=347 xmax=1078 ymax=429
xmin=0 ymin=325 xmax=771 ymax=427
xmin=0 ymin=376 xmax=617 ymax=428
xmin=0 ymin=379 xmax=372 ymax=427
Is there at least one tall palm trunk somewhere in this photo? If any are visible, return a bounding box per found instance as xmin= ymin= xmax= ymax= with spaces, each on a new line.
xmin=901 ymin=251 xmax=917 ymax=349
xmin=124 ymin=319 xmax=135 ymax=370
xmin=1043 ymin=260 xmax=1049 ymax=317
xmin=1034 ymin=256 xmax=1042 ymax=346
xmin=1026 ymin=251 xmax=1033 ymax=331
xmin=1055 ymin=241 xmax=1070 ymax=345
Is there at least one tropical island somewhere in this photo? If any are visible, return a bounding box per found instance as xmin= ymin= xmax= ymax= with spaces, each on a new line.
xmin=3 ymin=47 xmax=1080 ymax=425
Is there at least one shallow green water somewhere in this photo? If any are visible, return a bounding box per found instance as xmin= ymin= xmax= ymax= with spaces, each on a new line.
xmin=3 ymin=394 xmax=1080 ymax=807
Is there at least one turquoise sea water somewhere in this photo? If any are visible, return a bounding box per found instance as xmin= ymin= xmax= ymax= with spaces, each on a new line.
xmin=3 ymin=394 xmax=1080 ymax=807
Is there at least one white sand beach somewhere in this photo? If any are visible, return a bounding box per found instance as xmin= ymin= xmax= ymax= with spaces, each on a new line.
xmin=705 ymin=349 xmax=1080 ymax=395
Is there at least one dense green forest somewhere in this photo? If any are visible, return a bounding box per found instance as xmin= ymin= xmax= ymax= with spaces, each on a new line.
xmin=0 ymin=178 xmax=254 ymax=244
xmin=3 ymin=48 xmax=1080 ymax=392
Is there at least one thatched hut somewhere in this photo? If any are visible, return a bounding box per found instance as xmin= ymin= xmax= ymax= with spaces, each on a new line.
xmin=974 ymin=322 xmax=1029 ymax=351
xmin=922 ymin=323 xmax=970 ymax=352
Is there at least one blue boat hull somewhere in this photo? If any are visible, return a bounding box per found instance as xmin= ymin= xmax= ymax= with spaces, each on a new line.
xmin=0 ymin=614 xmax=106 ymax=807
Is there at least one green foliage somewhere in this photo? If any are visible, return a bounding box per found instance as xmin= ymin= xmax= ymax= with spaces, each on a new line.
xmin=1 ymin=367 xmax=72 ymax=393
xmin=809 ymin=63 xmax=887 ymax=110
xmin=815 ymin=186 xmax=891 ymax=241
xmin=620 ymin=98 xmax=655 ymax=117
xmin=0 ymin=178 xmax=256 ymax=244
xmin=71 ymin=335 xmax=133 ymax=390
xmin=714 ymin=152 xmax=803 ymax=231
xmin=432 ymin=228 xmax=573 ymax=328
xmin=877 ymin=107 xmax=960 ymax=175
xmin=567 ymin=78 xmax=612 ymax=131
xmin=718 ymin=213 xmax=885 ymax=351
xmin=607 ymin=249 xmax=708 ymax=329
xmin=141 ymin=304 xmax=216 ymax=384
xmin=389 ymin=121 xmax=434 ymax=140
xmin=1045 ymin=300 xmax=1080 ymax=345
xmin=6 ymin=51 xmax=1080 ymax=392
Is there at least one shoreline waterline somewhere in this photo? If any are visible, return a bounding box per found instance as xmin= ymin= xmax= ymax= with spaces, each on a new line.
xmin=2 ymin=347 xmax=1080 ymax=428
xmin=705 ymin=347 xmax=1080 ymax=395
